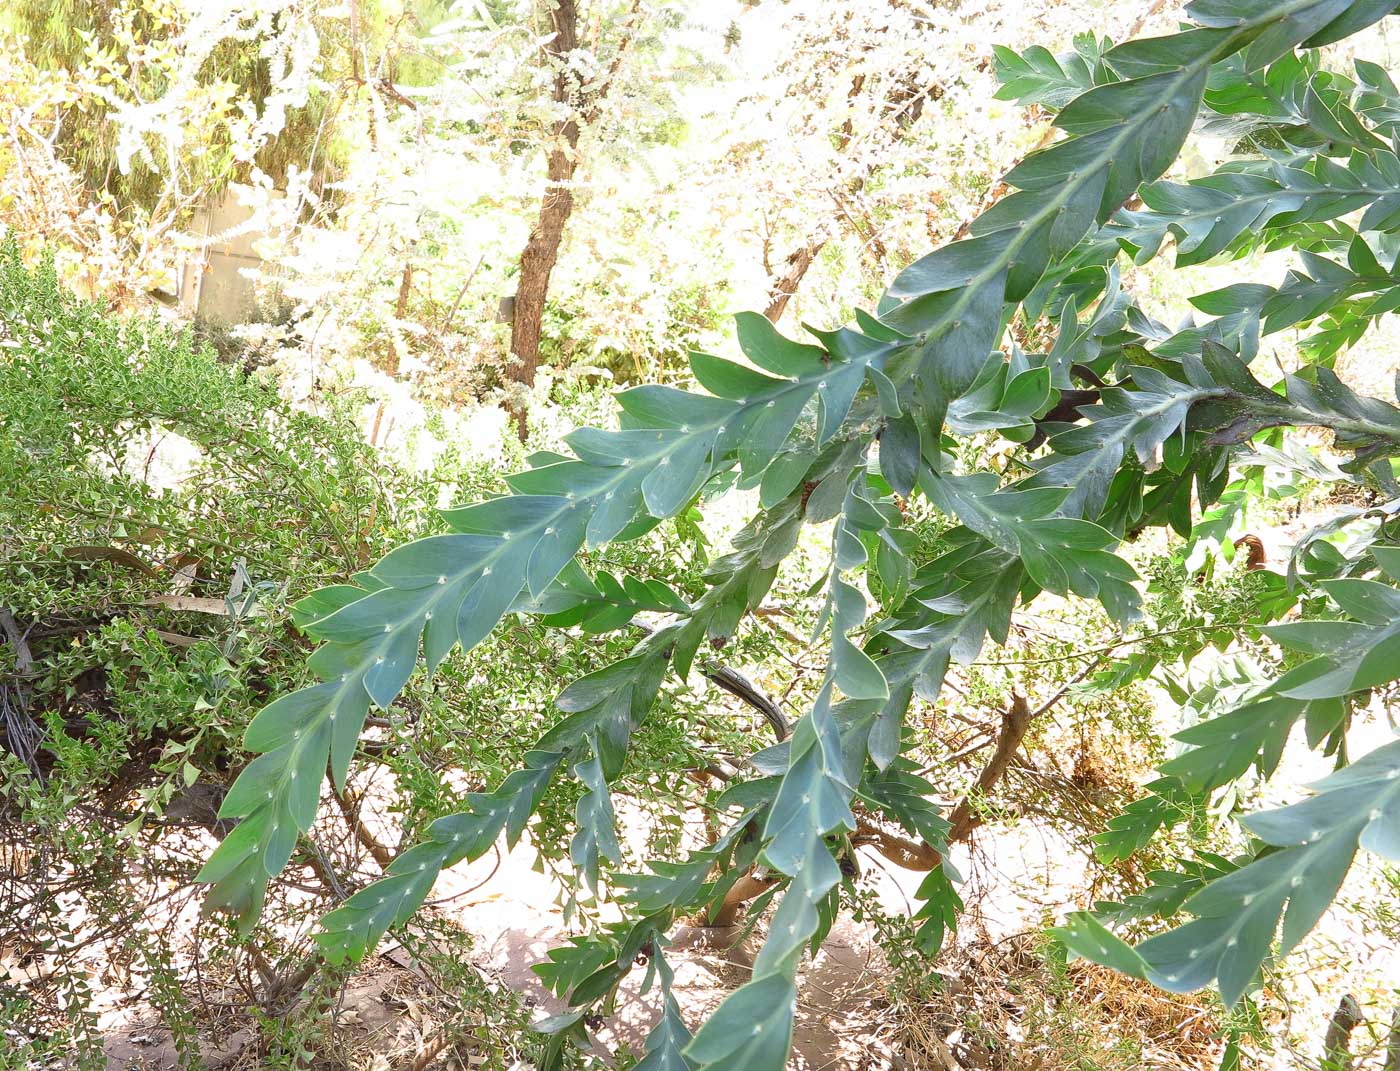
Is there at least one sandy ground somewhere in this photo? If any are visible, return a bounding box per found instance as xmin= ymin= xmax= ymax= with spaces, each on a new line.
xmin=94 ymin=814 xmax=1190 ymax=1071
xmin=96 ymin=822 xmax=1017 ymax=1070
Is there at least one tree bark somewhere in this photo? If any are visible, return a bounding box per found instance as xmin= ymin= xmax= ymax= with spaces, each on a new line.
xmin=763 ymin=239 xmax=827 ymax=323
xmin=945 ymin=694 xmax=1031 ymax=842
xmin=506 ymin=0 xmax=641 ymax=439
xmin=506 ymin=0 xmax=583 ymax=438
xmin=1321 ymin=993 xmax=1363 ymax=1071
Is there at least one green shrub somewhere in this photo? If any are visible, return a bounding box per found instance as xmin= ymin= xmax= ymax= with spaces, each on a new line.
xmin=0 ymin=240 xmax=528 ymax=1066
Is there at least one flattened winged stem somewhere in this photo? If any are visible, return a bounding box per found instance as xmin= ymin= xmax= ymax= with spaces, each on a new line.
xmin=200 ymin=0 xmax=1400 ymax=1063
xmin=876 ymin=0 xmax=1393 ymax=400
xmin=205 ymin=0 xmax=1387 ymax=930
xmin=200 ymin=335 xmax=900 ymax=923
xmin=1110 ymin=151 xmax=1400 ymax=268
xmin=688 ymin=478 xmax=887 ymax=1068
xmin=998 ymin=35 xmax=1393 ymax=155
xmin=1066 ymin=732 xmax=1400 ymax=1007
xmin=1060 ymin=548 xmax=1400 ymax=1002
xmin=313 ymin=471 xmax=847 ymax=963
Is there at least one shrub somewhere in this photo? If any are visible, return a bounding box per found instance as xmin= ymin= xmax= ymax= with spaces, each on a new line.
xmin=0 ymin=240 xmax=535 ymax=1066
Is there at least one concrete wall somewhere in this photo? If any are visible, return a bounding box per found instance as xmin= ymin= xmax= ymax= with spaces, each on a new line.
xmin=173 ymin=185 xmax=283 ymax=325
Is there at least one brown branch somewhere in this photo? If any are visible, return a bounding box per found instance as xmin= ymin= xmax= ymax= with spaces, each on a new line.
xmin=506 ymin=0 xmax=644 ymax=437
xmin=581 ymin=0 xmax=644 ymax=126
xmin=333 ymin=786 xmax=395 ymax=870
xmin=1126 ymin=0 xmax=1174 ymax=38
xmin=1322 ymin=994 xmax=1363 ymax=1071
xmin=1234 ymin=533 xmax=1267 ymax=570
xmin=730 ymin=688 xmax=1051 ymax=898
xmin=397 ymin=1029 xmax=455 ymax=1071
xmin=852 ymin=694 xmax=1038 ymax=874
xmin=852 ymin=816 xmax=941 ymax=870
xmin=946 ymin=693 xmax=1031 ymax=843
xmin=700 ymin=660 xmax=790 ymax=740
xmin=700 ymin=684 xmax=1049 ymax=927
xmin=763 ymin=239 xmax=827 ymax=324
xmin=709 ymin=693 xmax=1036 ymax=918
xmin=708 ymin=871 xmax=778 ymax=927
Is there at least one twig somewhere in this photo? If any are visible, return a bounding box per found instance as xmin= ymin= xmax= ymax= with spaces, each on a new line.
xmin=1027 ymin=655 xmax=1105 ymax=722
xmin=262 ymin=951 xmax=323 ymax=1014
xmin=440 ymin=253 xmax=484 ymax=333
xmin=0 ymin=609 xmax=34 ymax=676
xmin=141 ymin=594 xmax=265 ymax=616
xmin=579 ymin=0 xmax=644 ymax=126
xmin=701 ymin=660 xmax=790 ymax=740
xmin=852 ymin=816 xmax=941 ymax=870
xmin=333 ymin=786 xmax=395 ymax=870
xmin=634 ymin=622 xmax=789 ymax=739
xmin=974 ymin=622 xmax=1255 ymax=667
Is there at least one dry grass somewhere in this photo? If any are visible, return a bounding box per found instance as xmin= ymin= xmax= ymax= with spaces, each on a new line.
xmin=879 ymin=933 xmax=1223 ymax=1071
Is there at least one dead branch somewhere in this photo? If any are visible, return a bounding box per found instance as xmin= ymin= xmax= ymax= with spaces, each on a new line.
xmin=701 ymin=660 xmax=790 ymax=740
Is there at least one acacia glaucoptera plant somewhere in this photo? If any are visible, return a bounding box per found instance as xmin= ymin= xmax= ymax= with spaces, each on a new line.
xmin=200 ymin=2 xmax=1400 ymax=1066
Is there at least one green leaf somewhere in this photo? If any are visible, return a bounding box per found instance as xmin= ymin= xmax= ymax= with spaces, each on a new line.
xmin=734 ymin=311 xmax=827 ymax=377
xmin=1094 ymin=778 xmax=1197 ymax=863
xmin=684 ymin=972 xmax=795 ymax=1070
xmin=570 ymin=743 xmax=622 ymax=889
xmin=762 ymin=688 xmax=855 ymax=875
xmin=635 ymin=991 xmax=694 ymax=1071
xmin=1052 ymin=911 xmax=1151 ymax=980
xmin=1120 ymin=736 xmax=1400 ymax=1006
xmin=688 ymin=351 xmax=784 ymax=401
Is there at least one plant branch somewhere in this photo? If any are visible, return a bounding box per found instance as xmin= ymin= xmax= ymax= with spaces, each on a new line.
xmin=974 ymin=622 xmax=1258 ymax=666
xmin=332 ymin=787 xmax=395 ymax=870
xmin=1321 ymin=993 xmax=1363 ymax=1071
xmin=946 ymin=693 xmax=1031 ymax=844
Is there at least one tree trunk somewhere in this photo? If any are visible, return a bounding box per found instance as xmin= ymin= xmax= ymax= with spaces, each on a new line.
xmin=504 ymin=0 xmax=642 ymax=438
xmin=1321 ymin=994 xmax=1363 ymax=1071
xmin=506 ymin=144 xmax=578 ymax=435
xmin=506 ymin=0 xmax=583 ymax=439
